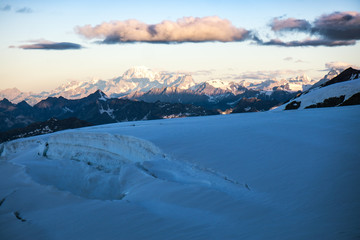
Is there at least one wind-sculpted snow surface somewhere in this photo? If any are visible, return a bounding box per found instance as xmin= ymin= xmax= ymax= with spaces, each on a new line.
xmin=3 ymin=132 xmax=249 ymax=201
xmin=0 ymin=138 xmax=41 ymax=157
xmin=41 ymin=132 xmax=163 ymax=168
xmin=0 ymin=106 xmax=359 ymax=240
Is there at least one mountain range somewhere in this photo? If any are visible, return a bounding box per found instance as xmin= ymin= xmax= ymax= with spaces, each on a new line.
xmin=2 ymin=67 xmax=360 ymax=142
xmin=0 ymin=90 xmax=216 ymax=136
xmin=0 ymin=66 xmax=197 ymax=105
xmin=1 ymin=66 xmax=314 ymax=106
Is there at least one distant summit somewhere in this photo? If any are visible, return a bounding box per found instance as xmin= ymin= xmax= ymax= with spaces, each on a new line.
xmin=122 ymin=66 xmax=160 ymax=80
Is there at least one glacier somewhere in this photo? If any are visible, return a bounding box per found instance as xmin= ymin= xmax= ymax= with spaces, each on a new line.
xmin=0 ymin=105 xmax=359 ymax=239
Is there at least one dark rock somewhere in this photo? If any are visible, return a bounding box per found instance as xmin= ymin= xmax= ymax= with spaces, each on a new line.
xmin=340 ymin=93 xmax=360 ymax=106
xmin=305 ymin=96 xmax=345 ymax=109
xmin=0 ymin=89 xmax=218 ymax=135
xmin=0 ymin=117 xmax=93 ymax=143
xmin=232 ymin=98 xmax=279 ymax=113
xmin=285 ymin=101 xmax=301 ymax=110
xmin=321 ymin=67 xmax=360 ymax=87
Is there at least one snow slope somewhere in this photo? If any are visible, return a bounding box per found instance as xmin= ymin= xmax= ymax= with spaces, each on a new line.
xmin=0 ymin=106 xmax=359 ymax=239
xmin=274 ymin=76 xmax=360 ymax=110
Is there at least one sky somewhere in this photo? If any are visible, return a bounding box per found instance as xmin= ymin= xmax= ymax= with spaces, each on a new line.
xmin=0 ymin=0 xmax=359 ymax=92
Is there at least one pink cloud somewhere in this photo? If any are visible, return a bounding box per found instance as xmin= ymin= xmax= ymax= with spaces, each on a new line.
xmin=76 ymin=16 xmax=250 ymax=44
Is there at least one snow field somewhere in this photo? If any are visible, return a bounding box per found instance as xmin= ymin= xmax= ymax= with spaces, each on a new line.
xmin=0 ymin=106 xmax=359 ymax=239
xmin=2 ymin=131 xmax=251 ymax=202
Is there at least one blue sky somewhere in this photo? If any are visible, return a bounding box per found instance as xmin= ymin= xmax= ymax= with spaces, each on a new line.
xmin=1 ymin=0 xmax=359 ymax=91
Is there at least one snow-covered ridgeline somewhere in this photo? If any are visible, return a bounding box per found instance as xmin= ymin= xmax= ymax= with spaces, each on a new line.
xmin=1 ymin=66 xmax=317 ymax=105
xmin=274 ymin=76 xmax=360 ymax=110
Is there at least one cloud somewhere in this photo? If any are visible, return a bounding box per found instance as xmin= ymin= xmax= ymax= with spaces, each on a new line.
xmin=234 ymin=69 xmax=304 ymax=81
xmin=270 ymin=17 xmax=311 ymax=32
xmin=0 ymin=4 xmax=11 ymax=11
xmin=255 ymin=37 xmax=356 ymax=47
xmin=283 ymin=57 xmax=304 ymax=63
xmin=325 ymin=62 xmax=359 ymax=71
xmin=76 ymin=16 xmax=250 ymax=44
xmin=16 ymin=7 xmax=33 ymax=13
xmin=187 ymin=70 xmax=215 ymax=76
xmin=313 ymin=11 xmax=360 ymax=40
xmin=11 ymin=40 xmax=83 ymax=50
xmin=257 ymin=11 xmax=360 ymax=47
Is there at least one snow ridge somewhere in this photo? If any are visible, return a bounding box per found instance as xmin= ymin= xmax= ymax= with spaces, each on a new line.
xmin=40 ymin=132 xmax=163 ymax=168
xmin=1 ymin=131 xmax=251 ymax=200
xmin=274 ymin=76 xmax=360 ymax=110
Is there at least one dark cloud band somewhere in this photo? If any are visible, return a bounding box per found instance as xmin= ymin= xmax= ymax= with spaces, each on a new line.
xmin=255 ymin=38 xmax=356 ymax=47
xmin=260 ymin=11 xmax=360 ymax=47
xmin=313 ymin=11 xmax=360 ymax=40
xmin=12 ymin=41 xmax=83 ymax=50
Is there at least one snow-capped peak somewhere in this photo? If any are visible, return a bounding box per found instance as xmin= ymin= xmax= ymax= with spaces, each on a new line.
xmin=98 ymin=90 xmax=109 ymax=101
xmin=205 ymin=80 xmax=231 ymax=90
xmin=122 ymin=66 xmax=159 ymax=81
